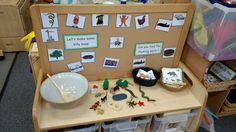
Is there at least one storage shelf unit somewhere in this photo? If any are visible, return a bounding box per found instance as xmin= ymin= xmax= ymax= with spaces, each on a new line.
xmin=182 ymin=44 xmax=236 ymax=116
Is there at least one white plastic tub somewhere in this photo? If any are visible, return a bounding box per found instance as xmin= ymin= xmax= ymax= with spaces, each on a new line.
xmin=64 ymin=123 xmax=99 ymax=132
xmin=151 ymin=112 xmax=196 ymax=132
xmin=102 ymin=116 xmax=151 ymax=132
xmin=187 ymin=0 xmax=236 ymax=61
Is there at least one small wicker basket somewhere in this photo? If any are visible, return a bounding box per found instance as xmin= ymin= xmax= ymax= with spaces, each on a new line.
xmin=160 ymin=72 xmax=190 ymax=92
xmin=203 ymin=79 xmax=236 ymax=92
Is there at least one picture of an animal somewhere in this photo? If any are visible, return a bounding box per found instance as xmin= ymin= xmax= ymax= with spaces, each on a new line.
xmin=155 ymin=19 xmax=172 ymax=32
xmin=96 ymin=15 xmax=104 ymax=25
xmin=82 ymin=55 xmax=94 ymax=59
xmin=167 ymin=72 xmax=177 ymax=77
xmin=119 ymin=15 xmax=129 ymax=27
xmin=137 ymin=15 xmax=146 ymax=26
xmin=114 ymin=39 xmax=121 ymax=46
xmin=47 ymin=13 xmax=55 ymax=27
xmin=157 ymin=22 xmax=170 ymax=27
xmin=110 ymin=37 xmax=124 ymax=48
xmin=135 ymin=14 xmax=149 ymax=29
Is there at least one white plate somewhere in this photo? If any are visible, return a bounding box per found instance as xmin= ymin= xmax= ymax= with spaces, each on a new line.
xmin=40 ymin=72 xmax=88 ymax=104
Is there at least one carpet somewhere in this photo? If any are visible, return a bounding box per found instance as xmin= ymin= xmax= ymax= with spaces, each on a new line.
xmin=0 ymin=53 xmax=16 ymax=96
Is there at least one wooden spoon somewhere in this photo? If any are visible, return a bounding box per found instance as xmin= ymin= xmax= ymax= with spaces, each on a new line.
xmin=47 ymin=74 xmax=70 ymax=102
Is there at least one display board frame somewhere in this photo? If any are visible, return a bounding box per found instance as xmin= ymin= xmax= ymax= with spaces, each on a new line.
xmin=30 ymin=4 xmax=194 ymax=80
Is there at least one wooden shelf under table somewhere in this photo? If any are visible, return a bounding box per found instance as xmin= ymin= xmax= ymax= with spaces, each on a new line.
xmin=33 ymin=63 xmax=206 ymax=131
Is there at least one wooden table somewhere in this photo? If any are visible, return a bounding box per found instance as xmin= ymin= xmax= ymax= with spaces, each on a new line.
xmin=32 ymin=62 xmax=207 ymax=132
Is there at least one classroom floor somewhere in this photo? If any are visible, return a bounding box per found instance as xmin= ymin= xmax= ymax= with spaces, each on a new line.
xmin=0 ymin=52 xmax=236 ymax=132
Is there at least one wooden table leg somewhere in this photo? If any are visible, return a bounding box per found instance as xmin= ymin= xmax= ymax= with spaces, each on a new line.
xmin=0 ymin=50 xmax=5 ymax=60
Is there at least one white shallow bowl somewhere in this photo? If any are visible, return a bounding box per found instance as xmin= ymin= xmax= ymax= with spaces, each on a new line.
xmin=40 ymin=72 xmax=89 ymax=104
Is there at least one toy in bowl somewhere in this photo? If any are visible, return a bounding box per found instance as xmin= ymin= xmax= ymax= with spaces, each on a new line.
xmin=132 ymin=67 xmax=160 ymax=87
xmin=40 ymin=72 xmax=89 ymax=104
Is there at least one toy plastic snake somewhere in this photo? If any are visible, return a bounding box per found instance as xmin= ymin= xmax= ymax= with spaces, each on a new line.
xmin=124 ymin=88 xmax=138 ymax=98
xmin=139 ymin=85 xmax=156 ymax=102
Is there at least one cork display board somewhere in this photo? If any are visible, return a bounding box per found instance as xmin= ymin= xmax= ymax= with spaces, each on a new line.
xmin=30 ymin=4 xmax=194 ymax=80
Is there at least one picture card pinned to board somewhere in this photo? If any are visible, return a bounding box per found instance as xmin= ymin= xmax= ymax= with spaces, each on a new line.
xmin=48 ymin=49 xmax=64 ymax=61
xmin=92 ymin=14 xmax=109 ymax=26
xmin=133 ymin=58 xmax=146 ymax=68
xmin=110 ymin=37 xmax=124 ymax=48
xmin=172 ymin=13 xmax=186 ymax=26
xmin=41 ymin=13 xmax=59 ymax=28
xmin=116 ymin=14 xmax=132 ymax=28
xmin=155 ymin=19 xmax=172 ymax=32
xmin=209 ymin=62 xmax=236 ymax=81
xmin=41 ymin=28 xmax=59 ymax=42
xmin=163 ymin=48 xmax=176 ymax=58
xmin=64 ymin=34 xmax=98 ymax=50
xmin=66 ymin=14 xmax=86 ymax=29
xmin=135 ymin=42 xmax=163 ymax=56
xmin=135 ymin=14 xmax=149 ymax=29
xmin=103 ymin=57 xmax=119 ymax=69
xmin=81 ymin=52 xmax=95 ymax=63
xmin=162 ymin=67 xmax=183 ymax=84
xmin=67 ymin=61 xmax=84 ymax=73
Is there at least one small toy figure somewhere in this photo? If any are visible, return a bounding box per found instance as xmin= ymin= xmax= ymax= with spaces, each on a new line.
xmin=73 ymin=15 xmax=79 ymax=27
xmin=90 ymin=101 xmax=101 ymax=111
xmin=110 ymin=85 xmax=119 ymax=94
xmin=119 ymin=15 xmax=129 ymax=27
xmin=101 ymin=92 xmax=107 ymax=103
xmin=96 ymin=108 xmax=104 ymax=115
xmin=127 ymin=97 xmax=137 ymax=108
xmin=137 ymin=15 xmax=146 ymax=26
xmin=96 ymin=15 xmax=104 ymax=25
xmin=103 ymin=78 xmax=109 ymax=90
xmin=116 ymin=79 xmax=128 ymax=88
xmin=137 ymin=101 xmax=144 ymax=107
xmin=95 ymin=92 xmax=102 ymax=97
xmin=113 ymin=85 xmax=120 ymax=92
xmin=91 ymin=85 xmax=98 ymax=94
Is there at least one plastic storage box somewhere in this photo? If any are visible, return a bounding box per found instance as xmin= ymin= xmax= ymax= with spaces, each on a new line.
xmin=64 ymin=124 xmax=99 ymax=132
xmin=187 ymin=0 xmax=236 ymax=61
xmin=102 ymin=116 xmax=151 ymax=132
xmin=150 ymin=112 xmax=196 ymax=132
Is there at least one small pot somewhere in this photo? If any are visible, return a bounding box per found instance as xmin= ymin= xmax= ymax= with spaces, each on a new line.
xmin=132 ymin=67 xmax=160 ymax=87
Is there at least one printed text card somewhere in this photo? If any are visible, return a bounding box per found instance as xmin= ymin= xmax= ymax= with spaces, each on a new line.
xmin=135 ymin=42 xmax=163 ymax=56
xmin=64 ymin=34 xmax=98 ymax=50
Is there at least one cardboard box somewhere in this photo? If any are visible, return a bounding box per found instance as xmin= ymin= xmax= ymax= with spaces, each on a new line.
xmin=0 ymin=0 xmax=32 ymax=37
xmin=0 ymin=37 xmax=25 ymax=52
